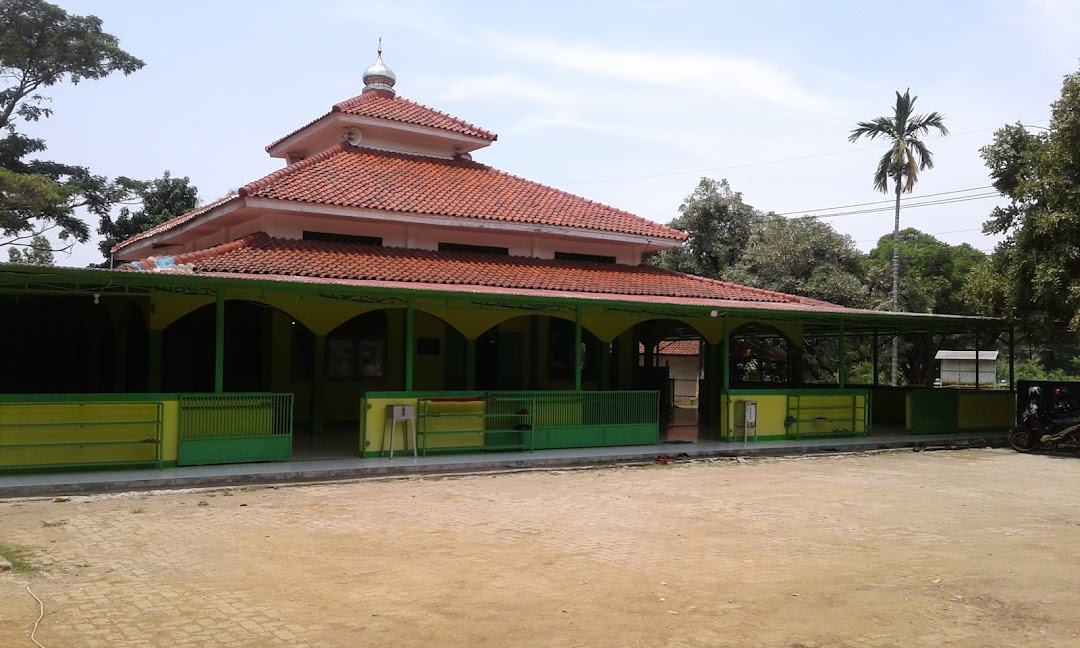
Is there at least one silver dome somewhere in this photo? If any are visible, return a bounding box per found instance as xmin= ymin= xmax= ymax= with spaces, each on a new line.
xmin=362 ymin=40 xmax=397 ymax=95
xmin=363 ymin=54 xmax=397 ymax=85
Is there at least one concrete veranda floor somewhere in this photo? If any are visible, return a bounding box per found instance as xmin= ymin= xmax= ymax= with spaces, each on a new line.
xmin=0 ymin=430 xmax=1007 ymax=498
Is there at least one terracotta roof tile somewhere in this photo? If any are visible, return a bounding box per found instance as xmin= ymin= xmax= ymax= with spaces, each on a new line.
xmin=120 ymin=234 xmax=836 ymax=308
xmin=238 ymin=144 xmax=685 ymax=241
xmin=653 ymin=340 xmax=702 ymax=356
xmin=332 ymin=94 xmax=496 ymax=140
xmin=267 ymin=93 xmax=496 ymax=151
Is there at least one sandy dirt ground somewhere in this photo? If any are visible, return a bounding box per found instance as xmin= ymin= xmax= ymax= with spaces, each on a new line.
xmin=2 ymin=448 xmax=1080 ymax=647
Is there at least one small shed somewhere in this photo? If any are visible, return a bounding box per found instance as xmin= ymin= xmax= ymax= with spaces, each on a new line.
xmin=935 ymin=350 xmax=999 ymax=386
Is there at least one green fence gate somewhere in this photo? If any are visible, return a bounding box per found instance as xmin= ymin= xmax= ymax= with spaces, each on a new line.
xmin=177 ymin=393 xmax=293 ymax=466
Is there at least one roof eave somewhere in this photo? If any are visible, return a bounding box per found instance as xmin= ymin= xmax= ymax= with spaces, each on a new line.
xmin=111 ymin=196 xmax=247 ymax=259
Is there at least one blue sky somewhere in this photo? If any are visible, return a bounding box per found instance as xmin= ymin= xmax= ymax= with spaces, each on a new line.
xmin=16 ymin=0 xmax=1080 ymax=267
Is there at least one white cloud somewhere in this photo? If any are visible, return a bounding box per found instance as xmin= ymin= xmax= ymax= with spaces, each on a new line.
xmin=479 ymin=35 xmax=841 ymax=117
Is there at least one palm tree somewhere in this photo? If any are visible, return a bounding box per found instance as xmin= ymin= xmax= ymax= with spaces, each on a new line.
xmin=850 ymin=89 xmax=948 ymax=385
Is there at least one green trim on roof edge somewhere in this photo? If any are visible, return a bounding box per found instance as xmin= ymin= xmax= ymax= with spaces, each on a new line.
xmin=0 ymin=263 xmax=1005 ymax=332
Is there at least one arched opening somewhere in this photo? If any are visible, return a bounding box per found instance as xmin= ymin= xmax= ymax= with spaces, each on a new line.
xmin=729 ymin=323 xmax=796 ymax=387
xmin=472 ymin=315 xmax=604 ymax=391
xmin=162 ymin=300 xmax=305 ymax=393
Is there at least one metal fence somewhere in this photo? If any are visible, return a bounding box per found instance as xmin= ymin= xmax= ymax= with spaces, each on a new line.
xmin=493 ymin=390 xmax=659 ymax=427
xmin=178 ymin=393 xmax=293 ymax=439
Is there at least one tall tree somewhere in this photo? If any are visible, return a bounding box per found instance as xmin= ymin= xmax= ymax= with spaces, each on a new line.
xmin=98 ymin=172 xmax=200 ymax=263
xmin=867 ymin=229 xmax=985 ymax=385
xmin=849 ymin=89 xmax=948 ymax=384
xmin=724 ymin=216 xmax=869 ymax=308
xmin=650 ymin=178 xmax=766 ymax=279
xmin=6 ymin=233 xmax=52 ymax=265
xmin=0 ymin=0 xmax=144 ymax=254
xmin=975 ymin=67 xmax=1080 ymax=331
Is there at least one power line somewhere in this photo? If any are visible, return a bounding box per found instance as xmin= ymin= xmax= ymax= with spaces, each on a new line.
xmin=855 ymin=227 xmax=985 ymax=244
xmin=777 ymin=186 xmax=993 ymax=216
xmin=786 ymin=192 xmax=999 ymax=221
xmin=562 ymin=127 xmax=1006 ymax=186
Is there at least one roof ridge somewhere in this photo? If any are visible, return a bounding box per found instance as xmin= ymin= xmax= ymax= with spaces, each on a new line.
xmin=239 ymin=144 xmax=350 ymax=197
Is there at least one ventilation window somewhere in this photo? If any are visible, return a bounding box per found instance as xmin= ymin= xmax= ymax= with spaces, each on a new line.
xmin=303 ymin=231 xmax=383 ymax=246
xmin=438 ymin=242 xmax=509 ymax=256
xmin=554 ymin=251 xmax=617 ymax=264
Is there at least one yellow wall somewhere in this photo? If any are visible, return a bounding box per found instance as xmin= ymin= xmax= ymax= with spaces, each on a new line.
xmin=0 ymin=398 xmax=173 ymax=469
xmin=726 ymin=394 xmax=789 ymax=439
xmin=362 ymin=397 xmax=485 ymax=455
xmin=958 ymin=392 xmax=1015 ymax=430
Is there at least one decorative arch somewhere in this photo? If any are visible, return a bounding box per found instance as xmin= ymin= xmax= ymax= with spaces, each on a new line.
xmin=728 ymin=322 xmax=797 ymax=386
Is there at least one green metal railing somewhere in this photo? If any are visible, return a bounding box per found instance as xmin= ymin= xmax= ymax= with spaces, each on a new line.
xmin=493 ymin=390 xmax=659 ymax=428
xmin=0 ymin=396 xmax=165 ymax=472
xmin=177 ymin=393 xmax=293 ymax=466
xmin=178 ymin=393 xmax=293 ymax=439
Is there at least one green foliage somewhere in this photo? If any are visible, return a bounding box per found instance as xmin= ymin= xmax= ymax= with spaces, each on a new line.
xmin=0 ymin=0 xmax=144 ymax=250
xmin=867 ymin=228 xmax=985 ymax=315
xmin=98 ymin=172 xmax=200 ymax=262
xmin=724 ymin=216 xmax=870 ymax=308
xmin=0 ymin=541 xmax=36 ymax=573
xmin=849 ymin=89 xmax=949 ymax=194
xmin=973 ymin=64 xmax=1080 ymax=334
xmin=650 ymin=178 xmax=767 ymax=279
xmin=7 ymin=233 xmax=53 ymax=265
xmin=0 ymin=0 xmax=144 ymax=129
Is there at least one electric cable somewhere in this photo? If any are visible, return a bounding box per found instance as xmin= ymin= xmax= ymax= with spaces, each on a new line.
xmin=778 ymin=186 xmax=994 ymax=215
xmin=26 ymin=583 xmax=46 ymax=648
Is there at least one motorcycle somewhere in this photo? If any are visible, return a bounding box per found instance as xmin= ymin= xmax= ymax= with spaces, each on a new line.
xmin=1009 ymin=385 xmax=1080 ymax=454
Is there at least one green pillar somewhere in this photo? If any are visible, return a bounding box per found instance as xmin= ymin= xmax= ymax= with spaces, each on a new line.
xmin=466 ymin=338 xmax=477 ymax=390
xmin=706 ymin=342 xmax=720 ymax=425
xmin=838 ymin=320 xmax=847 ymax=388
xmin=148 ymin=329 xmax=163 ymax=392
xmin=574 ymin=307 xmax=583 ymax=391
xmin=404 ymin=301 xmax=415 ymax=392
xmin=214 ymin=293 xmax=225 ymax=393
xmin=722 ymin=315 xmax=730 ymax=440
xmin=312 ymin=334 xmax=326 ymax=436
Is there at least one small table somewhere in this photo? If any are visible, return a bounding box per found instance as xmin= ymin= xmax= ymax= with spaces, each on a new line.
xmin=384 ymin=404 xmax=416 ymax=458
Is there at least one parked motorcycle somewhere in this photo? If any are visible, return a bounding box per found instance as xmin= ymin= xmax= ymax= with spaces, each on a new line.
xmin=1009 ymin=385 xmax=1080 ymax=454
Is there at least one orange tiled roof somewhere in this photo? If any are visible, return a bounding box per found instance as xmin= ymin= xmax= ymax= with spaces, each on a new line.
xmin=120 ymin=233 xmax=827 ymax=306
xmin=267 ymin=93 xmax=496 ymax=150
xmin=333 ymin=93 xmax=497 ymax=140
xmin=240 ymin=144 xmax=685 ymax=240
xmin=114 ymin=144 xmax=686 ymax=253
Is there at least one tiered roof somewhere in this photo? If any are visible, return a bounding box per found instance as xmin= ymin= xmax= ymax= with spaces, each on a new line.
xmin=118 ymin=233 xmax=850 ymax=312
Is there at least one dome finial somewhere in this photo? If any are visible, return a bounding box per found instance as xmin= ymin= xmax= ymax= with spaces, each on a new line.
xmin=363 ymin=38 xmax=396 ymax=97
